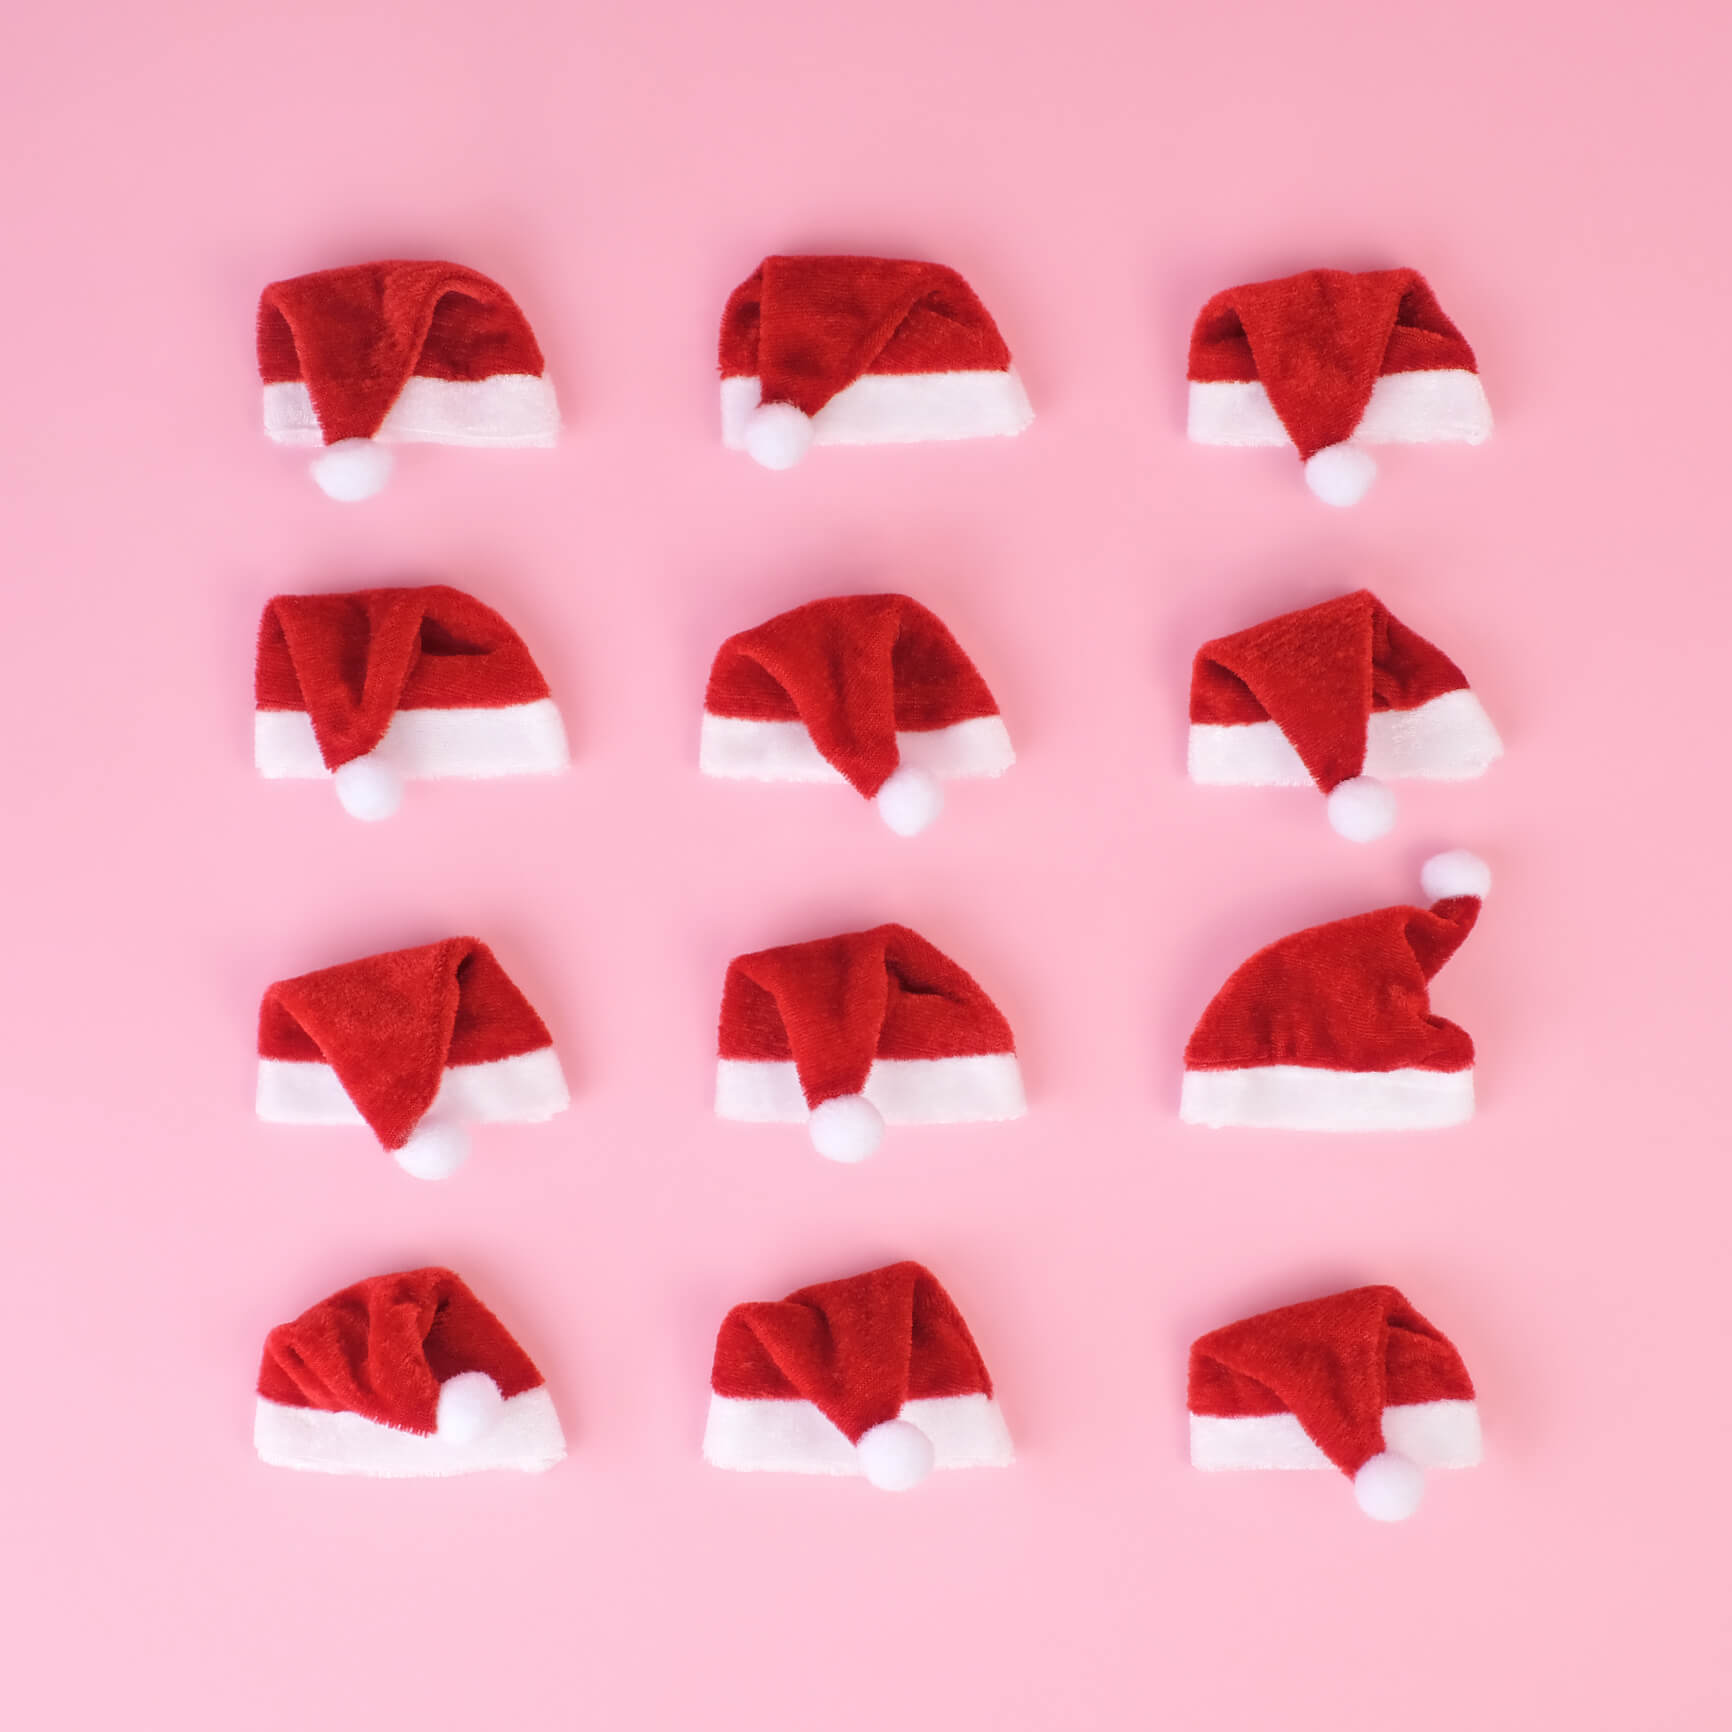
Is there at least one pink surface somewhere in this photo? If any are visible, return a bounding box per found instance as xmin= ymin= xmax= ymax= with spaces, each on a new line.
xmin=3 ymin=2 xmax=1728 ymax=1725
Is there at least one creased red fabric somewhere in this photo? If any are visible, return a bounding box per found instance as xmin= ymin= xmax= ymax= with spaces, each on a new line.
xmin=710 ymin=1262 xmax=993 ymax=1441
xmin=1188 ymin=1286 xmax=1475 ymax=1474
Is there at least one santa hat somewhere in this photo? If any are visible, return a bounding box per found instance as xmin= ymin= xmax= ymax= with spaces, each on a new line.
xmin=1187 ymin=268 xmax=1492 ymax=505
xmin=715 ymin=923 xmax=1025 ymax=1162
xmin=255 ymin=1267 xmax=566 ymax=1476
xmin=1189 ymin=1285 xmax=1481 ymax=1521
xmin=700 ymin=594 xmax=1014 ymax=835
xmin=256 ymin=938 xmax=569 ymax=1179
xmin=255 ymin=585 xmax=570 ymax=821
xmin=1181 ymin=852 xmax=1489 ymax=1132
xmin=1188 ymin=591 xmax=1502 ymax=841
xmin=702 ymin=1261 xmax=1013 ymax=1489
xmin=258 ymin=260 xmax=558 ymax=500
xmin=719 ymin=255 xmax=1033 ymax=469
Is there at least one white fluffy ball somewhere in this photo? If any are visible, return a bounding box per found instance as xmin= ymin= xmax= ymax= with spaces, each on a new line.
xmin=334 ymin=754 xmax=404 ymax=821
xmin=394 ymin=1121 xmax=472 ymax=1181
xmin=310 ymin=437 xmax=394 ymax=502
xmin=1304 ymin=442 xmax=1378 ymax=507
xmin=808 ymin=1093 xmax=885 ymax=1163
xmin=743 ymin=402 xmax=815 ymax=470
xmin=1326 ymin=775 xmax=1397 ymax=842
xmin=436 ymin=1371 xmax=505 ymax=1444
xmin=1353 ymin=1451 xmax=1426 ymax=1521
xmin=856 ymin=1419 xmax=936 ymax=1491
xmin=875 ymin=765 xmax=944 ymax=836
xmin=1421 ymin=849 xmax=1492 ymax=902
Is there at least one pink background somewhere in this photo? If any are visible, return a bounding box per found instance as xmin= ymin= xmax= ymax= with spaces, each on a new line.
xmin=4 ymin=1 xmax=1729 ymax=1725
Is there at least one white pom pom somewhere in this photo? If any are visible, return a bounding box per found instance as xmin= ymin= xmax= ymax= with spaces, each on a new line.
xmin=310 ymin=437 xmax=394 ymax=502
xmin=394 ymin=1121 xmax=471 ymax=1181
xmin=436 ymin=1371 xmax=504 ymax=1444
xmin=856 ymin=1419 xmax=936 ymax=1490
xmin=1326 ymin=775 xmax=1397 ymax=842
xmin=807 ymin=1093 xmax=885 ymax=1163
xmin=1421 ymin=849 xmax=1492 ymax=902
xmin=1304 ymin=442 xmax=1378 ymax=507
xmin=333 ymin=753 xmax=404 ymax=821
xmin=743 ymin=402 xmax=815 ymax=470
xmin=874 ymin=765 xmax=944 ymax=836
xmin=1353 ymin=1451 xmax=1426 ymax=1521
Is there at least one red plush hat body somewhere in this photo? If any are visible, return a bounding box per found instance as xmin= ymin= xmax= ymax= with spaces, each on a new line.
xmin=700 ymin=593 xmax=1013 ymax=835
xmin=256 ymin=938 xmax=569 ymax=1179
xmin=1189 ymin=1285 xmax=1480 ymax=1520
xmin=1181 ymin=853 xmax=1490 ymax=1132
xmin=255 ymin=585 xmax=569 ymax=821
xmin=702 ymin=1261 xmax=1012 ymax=1489
xmin=718 ymin=255 xmax=1033 ymax=468
xmin=258 ymin=260 xmax=558 ymax=499
xmin=1188 ymin=590 xmax=1502 ymax=840
xmin=716 ymin=923 xmax=1025 ymax=1161
xmin=255 ymin=1267 xmax=566 ymax=1476
xmin=1187 ymin=268 xmax=1491 ymax=505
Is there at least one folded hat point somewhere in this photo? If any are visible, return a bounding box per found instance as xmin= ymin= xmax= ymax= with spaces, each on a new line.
xmin=874 ymin=764 xmax=944 ymax=836
xmin=807 ymin=1093 xmax=886 ymax=1162
xmin=1325 ymin=774 xmax=1397 ymax=841
xmin=743 ymin=401 xmax=815 ymax=470
xmin=309 ymin=437 xmax=394 ymax=502
xmin=1304 ymin=442 xmax=1378 ymax=506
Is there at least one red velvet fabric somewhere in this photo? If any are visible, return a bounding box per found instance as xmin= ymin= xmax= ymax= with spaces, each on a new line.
xmin=718 ymin=924 xmax=1015 ymax=1106
xmin=259 ymin=939 xmax=554 ymax=1149
xmin=1189 ymin=591 xmax=1470 ymax=791
xmin=1187 ymin=269 xmax=1479 ymax=458
xmin=710 ymin=1261 xmax=993 ymax=1441
xmin=257 ymin=1268 xmax=544 ymax=1432
xmin=257 ymin=261 xmax=546 ymax=444
xmin=704 ymin=594 xmax=1000 ymax=796
xmin=1185 ymin=895 xmax=1481 ymax=1075
xmin=256 ymin=585 xmax=552 ymax=771
xmin=1188 ymin=1286 xmax=1475 ymax=1475
xmin=717 ymin=256 xmax=1013 ymax=415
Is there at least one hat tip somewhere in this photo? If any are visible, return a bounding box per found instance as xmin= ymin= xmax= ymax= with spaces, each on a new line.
xmin=1304 ymin=443 xmax=1377 ymax=506
xmin=857 ymin=1418 xmax=936 ymax=1490
xmin=808 ymin=1093 xmax=885 ymax=1163
xmin=1353 ymin=1451 xmax=1426 ymax=1521
xmin=875 ymin=765 xmax=944 ymax=836
xmin=310 ymin=437 xmax=393 ymax=501
xmin=743 ymin=402 xmax=814 ymax=470
xmin=1325 ymin=775 xmax=1396 ymax=842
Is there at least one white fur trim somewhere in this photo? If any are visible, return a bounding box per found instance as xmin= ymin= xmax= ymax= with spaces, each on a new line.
xmin=721 ymin=370 xmax=1033 ymax=449
xmin=1187 ymin=689 xmax=1503 ymax=787
xmin=702 ymin=1392 xmax=1013 ymax=1475
xmin=1180 ymin=1065 xmax=1474 ymax=1131
xmin=699 ymin=713 xmax=1014 ymax=784
xmin=255 ymin=1385 xmax=565 ymax=1476
xmin=1190 ymin=1400 xmax=1481 ymax=1471
xmin=715 ymin=1053 xmax=1026 ymax=1125
xmin=257 ymin=1045 xmax=570 ymax=1128
xmin=255 ymin=699 xmax=570 ymax=781
xmin=1187 ymin=369 xmax=1492 ymax=448
xmin=263 ymin=373 xmax=560 ymax=449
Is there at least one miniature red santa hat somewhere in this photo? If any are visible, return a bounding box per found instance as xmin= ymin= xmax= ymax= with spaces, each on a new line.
xmin=703 ymin=1261 xmax=1013 ymax=1489
xmin=700 ymin=594 xmax=1013 ymax=835
xmin=1187 ymin=268 xmax=1492 ymax=505
xmin=1189 ymin=1285 xmax=1481 ymax=1520
xmin=255 ymin=1267 xmax=566 ymax=1476
xmin=257 ymin=938 xmax=569 ymax=1179
xmin=716 ymin=923 xmax=1025 ymax=1161
xmin=719 ymin=255 xmax=1033 ymax=469
xmin=255 ymin=585 xmax=570 ymax=821
xmin=258 ymin=260 xmax=558 ymax=500
xmin=1181 ymin=852 xmax=1489 ymax=1132
xmin=1189 ymin=591 xmax=1502 ymax=841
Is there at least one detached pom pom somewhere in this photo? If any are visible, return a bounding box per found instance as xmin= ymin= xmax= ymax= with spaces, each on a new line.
xmin=1422 ymin=849 xmax=1492 ymax=902
xmin=1304 ymin=443 xmax=1377 ymax=507
xmin=334 ymin=753 xmax=404 ymax=822
xmin=436 ymin=1371 xmax=504 ymax=1444
xmin=743 ymin=402 xmax=815 ymax=470
xmin=310 ymin=437 xmax=394 ymax=502
xmin=394 ymin=1121 xmax=471 ymax=1181
xmin=1326 ymin=775 xmax=1397 ymax=842
xmin=808 ymin=1093 xmax=885 ymax=1163
xmin=856 ymin=1419 xmax=936 ymax=1491
xmin=875 ymin=765 xmax=944 ymax=836
xmin=1353 ymin=1451 xmax=1426 ymax=1521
